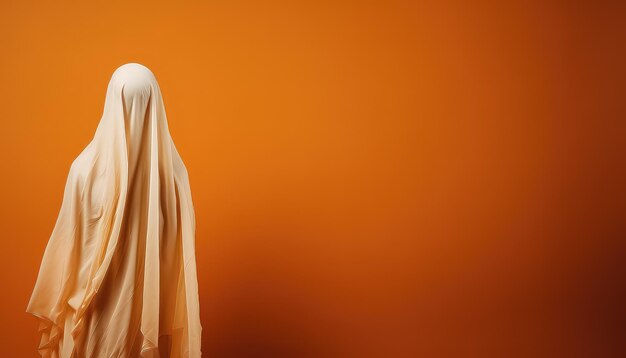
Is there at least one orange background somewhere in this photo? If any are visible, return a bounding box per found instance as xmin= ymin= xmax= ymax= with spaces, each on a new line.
xmin=1 ymin=1 xmax=625 ymax=357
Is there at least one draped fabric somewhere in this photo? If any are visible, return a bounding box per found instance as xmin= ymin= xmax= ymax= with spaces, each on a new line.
xmin=26 ymin=63 xmax=202 ymax=357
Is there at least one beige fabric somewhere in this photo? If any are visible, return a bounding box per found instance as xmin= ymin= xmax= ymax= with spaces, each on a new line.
xmin=26 ymin=63 xmax=202 ymax=357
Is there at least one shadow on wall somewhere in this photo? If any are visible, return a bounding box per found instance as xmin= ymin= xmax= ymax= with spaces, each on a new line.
xmin=200 ymin=227 xmax=335 ymax=358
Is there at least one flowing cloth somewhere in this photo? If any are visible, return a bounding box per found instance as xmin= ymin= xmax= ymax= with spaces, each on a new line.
xmin=26 ymin=63 xmax=202 ymax=357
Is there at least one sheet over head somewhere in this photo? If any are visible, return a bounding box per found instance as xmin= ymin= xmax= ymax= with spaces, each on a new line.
xmin=26 ymin=62 xmax=202 ymax=357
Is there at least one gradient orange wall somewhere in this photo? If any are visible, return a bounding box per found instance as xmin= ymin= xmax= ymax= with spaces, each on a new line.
xmin=1 ymin=1 xmax=625 ymax=357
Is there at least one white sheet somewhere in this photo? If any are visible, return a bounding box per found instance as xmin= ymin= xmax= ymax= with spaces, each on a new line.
xmin=26 ymin=63 xmax=202 ymax=357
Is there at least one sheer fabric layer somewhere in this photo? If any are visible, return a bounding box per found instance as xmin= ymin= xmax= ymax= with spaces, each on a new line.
xmin=26 ymin=63 xmax=202 ymax=357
